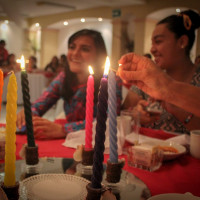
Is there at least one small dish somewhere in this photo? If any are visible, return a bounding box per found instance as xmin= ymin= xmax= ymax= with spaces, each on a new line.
xmin=147 ymin=193 xmax=199 ymax=200
xmin=142 ymin=141 xmax=186 ymax=161
xmin=19 ymin=174 xmax=90 ymax=200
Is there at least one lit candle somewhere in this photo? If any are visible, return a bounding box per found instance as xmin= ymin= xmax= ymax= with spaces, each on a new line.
xmin=108 ymin=70 xmax=118 ymax=163
xmin=0 ymin=69 xmax=4 ymax=114
xmin=85 ymin=66 xmax=94 ymax=149
xmin=4 ymin=72 xmax=17 ymax=187
xmin=20 ymin=55 xmax=35 ymax=147
xmin=91 ymin=57 xmax=110 ymax=189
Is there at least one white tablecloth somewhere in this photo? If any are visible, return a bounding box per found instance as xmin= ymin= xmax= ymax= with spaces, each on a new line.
xmin=2 ymin=72 xmax=48 ymax=105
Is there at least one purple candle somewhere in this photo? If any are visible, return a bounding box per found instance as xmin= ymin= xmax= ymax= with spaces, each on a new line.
xmin=91 ymin=57 xmax=110 ymax=189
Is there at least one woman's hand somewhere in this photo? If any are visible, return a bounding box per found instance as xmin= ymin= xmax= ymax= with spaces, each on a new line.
xmin=118 ymin=53 xmax=173 ymax=101
xmin=32 ymin=116 xmax=66 ymax=139
xmin=16 ymin=109 xmax=26 ymax=129
xmin=134 ymin=99 xmax=160 ymax=125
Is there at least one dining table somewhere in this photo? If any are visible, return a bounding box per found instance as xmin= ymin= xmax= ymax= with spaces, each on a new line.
xmin=0 ymin=127 xmax=200 ymax=199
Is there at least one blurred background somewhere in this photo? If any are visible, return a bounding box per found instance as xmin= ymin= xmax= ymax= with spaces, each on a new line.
xmin=0 ymin=0 xmax=199 ymax=68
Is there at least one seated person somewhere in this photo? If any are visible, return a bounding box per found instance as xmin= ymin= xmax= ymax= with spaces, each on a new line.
xmin=0 ymin=39 xmax=8 ymax=67
xmin=17 ymin=29 xmax=122 ymax=139
xmin=195 ymin=55 xmax=200 ymax=66
xmin=44 ymin=56 xmax=59 ymax=73
xmin=26 ymin=56 xmax=37 ymax=73
xmin=122 ymin=9 xmax=200 ymax=134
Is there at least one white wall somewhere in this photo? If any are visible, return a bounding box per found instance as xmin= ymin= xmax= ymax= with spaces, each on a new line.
xmin=0 ymin=21 xmax=23 ymax=59
xmin=57 ymin=19 xmax=113 ymax=57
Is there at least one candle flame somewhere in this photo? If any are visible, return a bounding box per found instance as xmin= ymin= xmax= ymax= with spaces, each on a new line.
xmin=104 ymin=56 xmax=110 ymax=76
xmin=88 ymin=65 xmax=94 ymax=75
xmin=18 ymin=55 xmax=25 ymax=71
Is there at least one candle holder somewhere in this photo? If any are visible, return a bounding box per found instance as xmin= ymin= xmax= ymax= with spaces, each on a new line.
xmin=1 ymin=182 xmax=19 ymax=200
xmin=24 ymin=145 xmax=39 ymax=178
xmin=86 ymin=183 xmax=105 ymax=200
xmin=77 ymin=147 xmax=94 ymax=181
xmin=105 ymin=159 xmax=125 ymax=183
xmin=82 ymin=147 xmax=94 ymax=166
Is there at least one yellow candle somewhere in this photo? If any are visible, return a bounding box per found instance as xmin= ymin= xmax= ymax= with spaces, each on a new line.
xmin=0 ymin=69 xmax=4 ymax=114
xmin=4 ymin=72 xmax=17 ymax=187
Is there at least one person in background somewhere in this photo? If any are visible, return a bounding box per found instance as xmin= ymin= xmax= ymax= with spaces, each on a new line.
xmin=26 ymin=56 xmax=37 ymax=73
xmin=143 ymin=53 xmax=152 ymax=59
xmin=44 ymin=56 xmax=60 ymax=86
xmin=44 ymin=56 xmax=59 ymax=73
xmin=195 ymin=54 xmax=200 ymax=66
xmin=3 ymin=53 xmax=20 ymax=73
xmin=17 ymin=29 xmax=122 ymax=139
xmin=122 ymin=9 xmax=200 ymax=133
xmin=0 ymin=40 xmax=8 ymax=67
xmin=118 ymin=53 xmax=200 ymax=118
xmin=57 ymin=54 xmax=67 ymax=73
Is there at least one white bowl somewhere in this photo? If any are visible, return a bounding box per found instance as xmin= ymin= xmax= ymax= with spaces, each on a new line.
xmin=148 ymin=193 xmax=200 ymax=200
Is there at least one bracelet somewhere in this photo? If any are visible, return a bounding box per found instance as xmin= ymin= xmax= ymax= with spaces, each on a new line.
xmin=184 ymin=113 xmax=193 ymax=124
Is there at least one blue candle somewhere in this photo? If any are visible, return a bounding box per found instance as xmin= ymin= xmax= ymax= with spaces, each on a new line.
xmin=91 ymin=57 xmax=110 ymax=189
xmin=108 ymin=70 xmax=118 ymax=163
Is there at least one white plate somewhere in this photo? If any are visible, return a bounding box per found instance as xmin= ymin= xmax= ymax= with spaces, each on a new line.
xmin=126 ymin=133 xmax=186 ymax=160
xmin=147 ymin=193 xmax=200 ymax=200
xmin=19 ymin=174 xmax=90 ymax=200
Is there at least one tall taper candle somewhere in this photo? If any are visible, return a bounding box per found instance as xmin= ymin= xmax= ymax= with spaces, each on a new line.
xmin=0 ymin=69 xmax=4 ymax=114
xmin=4 ymin=72 xmax=17 ymax=187
xmin=108 ymin=70 xmax=118 ymax=163
xmin=91 ymin=57 xmax=110 ymax=189
xmin=20 ymin=55 xmax=35 ymax=147
xmin=85 ymin=66 xmax=94 ymax=149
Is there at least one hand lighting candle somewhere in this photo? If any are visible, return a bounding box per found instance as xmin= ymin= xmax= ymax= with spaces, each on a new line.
xmin=85 ymin=66 xmax=94 ymax=150
xmin=4 ymin=72 xmax=17 ymax=187
xmin=108 ymin=70 xmax=118 ymax=163
xmin=91 ymin=57 xmax=110 ymax=189
xmin=20 ymin=55 xmax=35 ymax=147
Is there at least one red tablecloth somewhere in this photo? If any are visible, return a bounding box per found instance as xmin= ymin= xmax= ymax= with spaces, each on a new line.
xmin=4 ymin=128 xmax=200 ymax=197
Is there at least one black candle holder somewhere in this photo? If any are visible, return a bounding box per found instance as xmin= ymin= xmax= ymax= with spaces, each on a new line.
xmin=79 ymin=147 xmax=94 ymax=181
xmin=82 ymin=148 xmax=94 ymax=166
xmin=106 ymin=159 xmax=124 ymax=183
xmin=24 ymin=145 xmax=40 ymax=178
xmin=1 ymin=182 xmax=19 ymax=200
xmin=86 ymin=183 xmax=103 ymax=200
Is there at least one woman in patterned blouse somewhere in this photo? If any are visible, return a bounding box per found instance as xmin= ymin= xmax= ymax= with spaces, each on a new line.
xmin=122 ymin=9 xmax=200 ymax=134
xmin=17 ymin=29 xmax=122 ymax=139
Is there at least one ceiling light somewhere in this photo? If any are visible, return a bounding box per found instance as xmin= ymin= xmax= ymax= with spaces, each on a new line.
xmin=80 ymin=18 xmax=85 ymax=23
xmin=35 ymin=23 xmax=40 ymax=27
xmin=98 ymin=18 xmax=103 ymax=22
xmin=4 ymin=20 xmax=9 ymax=24
xmin=176 ymin=8 xmax=181 ymax=13
xmin=63 ymin=21 xmax=68 ymax=26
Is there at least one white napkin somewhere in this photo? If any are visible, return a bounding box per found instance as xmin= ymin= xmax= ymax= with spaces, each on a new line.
xmin=62 ymin=118 xmax=125 ymax=155
xmin=165 ymin=134 xmax=190 ymax=146
xmin=125 ymin=132 xmax=190 ymax=146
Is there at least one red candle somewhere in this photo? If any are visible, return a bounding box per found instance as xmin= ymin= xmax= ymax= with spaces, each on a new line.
xmin=85 ymin=66 xmax=94 ymax=149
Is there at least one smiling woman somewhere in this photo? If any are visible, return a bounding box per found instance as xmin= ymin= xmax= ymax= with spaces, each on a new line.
xmin=16 ymin=29 xmax=122 ymax=139
xmin=122 ymin=9 xmax=200 ymax=134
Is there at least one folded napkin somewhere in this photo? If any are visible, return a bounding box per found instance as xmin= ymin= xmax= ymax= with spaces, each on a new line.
xmin=62 ymin=119 xmax=125 ymax=155
xmin=126 ymin=127 xmax=190 ymax=146
xmin=165 ymin=134 xmax=190 ymax=146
